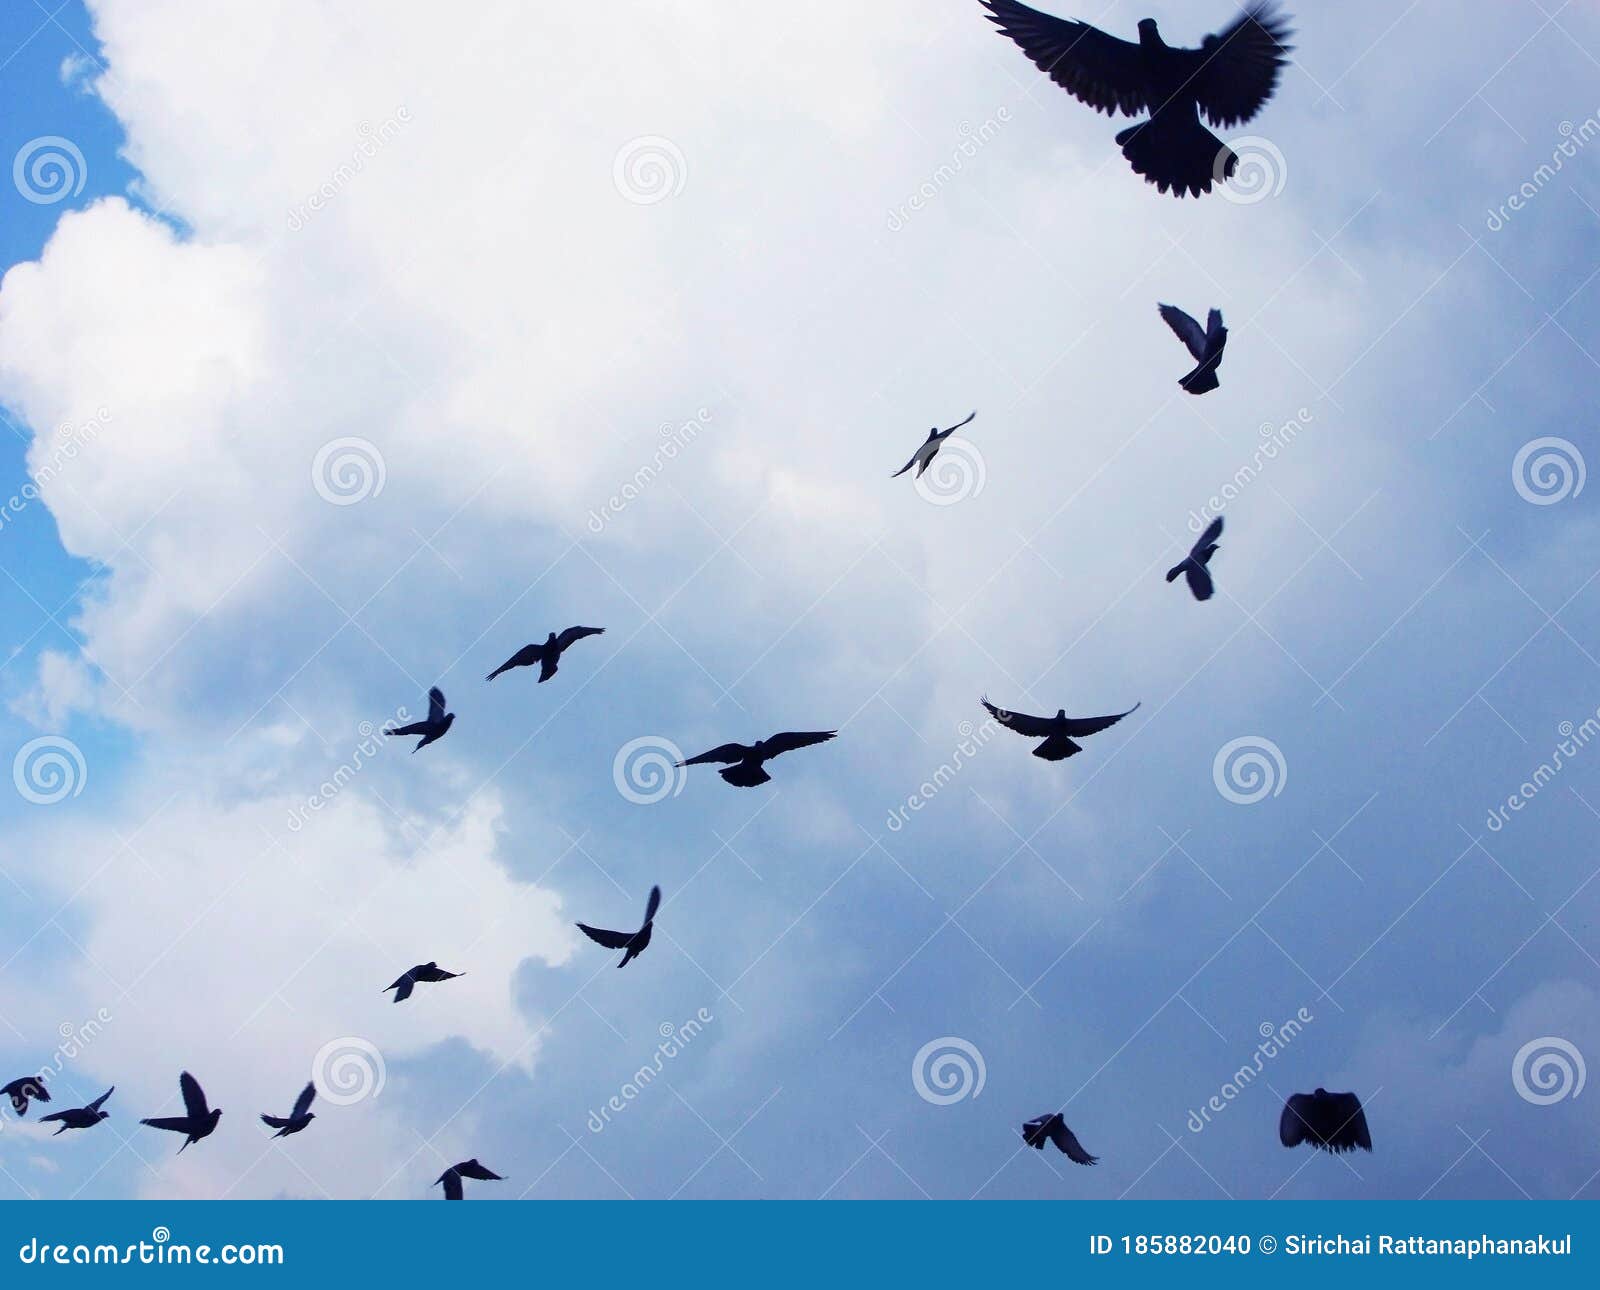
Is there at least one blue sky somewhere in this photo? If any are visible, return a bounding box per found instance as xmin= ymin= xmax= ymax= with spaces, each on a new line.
xmin=0 ymin=0 xmax=1598 ymax=1201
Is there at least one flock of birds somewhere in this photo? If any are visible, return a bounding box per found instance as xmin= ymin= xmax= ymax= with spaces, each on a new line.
xmin=0 ymin=2 xmax=1380 ymax=1197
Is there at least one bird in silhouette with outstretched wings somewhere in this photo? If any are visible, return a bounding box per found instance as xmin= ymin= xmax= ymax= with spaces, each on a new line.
xmin=981 ymin=696 xmax=1139 ymax=760
xmin=2 ymin=1074 xmax=48 ymax=1116
xmin=892 ymin=411 xmax=976 ymax=480
xmin=435 ymin=1158 xmax=504 ymax=1200
xmin=140 ymin=1071 xmax=222 ymax=1153
xmin=383 ymin=961 xmax=464 ymax=1003
xmin=1159 ymin=303 xmax=1227 ymax=394
xmin=1279 ymin=1088 xmax=1372 ymax=1153
xmin=577 ymin=885 xmax=661 ymax=968
xmin=260 ymin=1082 xmax=316 ymax=1139
xmin=39 ymin=1086 xmax=112 ymax=1135
xmin=677 ymin=730 xmax=837 ymax=787
xmin=385 ymin=686 xmax=455 ymax=752
xmin=487 ymin=626 xmax=605 ymax=683
xmin=1167 ymin=515 xmax=1223 ymax=601
xmin=1021 ymin=1112 xmax=1099 ymax=1165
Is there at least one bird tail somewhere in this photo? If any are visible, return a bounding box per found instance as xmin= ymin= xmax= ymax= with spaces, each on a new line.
xmin=1180 ymin=360 xmax=1221 ymax=394
xmin=1115 ymin=114 xmax=1232 ymax=199
xmin=719 ymin=761 xmax=772 ymax=787
xmin=1032 ymin=735 xmax=1083 ymax=761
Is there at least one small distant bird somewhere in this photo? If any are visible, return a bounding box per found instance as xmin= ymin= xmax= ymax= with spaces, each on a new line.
xmin=577 ymin=885 xmax=661 ymax=968
xmin=1279 ymin=1088 xmax=1372 ymax=1153
xmin=982 ymin=696 xmax=1139 ymax=760
xmin=980 ymin=1 xmax=1293 ymax=197
xmin=39 ymin=1087 xmax=112 ymax=1135
xmin=260 ymin=1082 xmax=316 ymax=1139
xmin=2 ymin=1074 xmax=48 ymax=1116
xmin=677 ymin=730 xmax=837 ymax=787
xmin=892 ymin=411 xmax=976 ymax=480
xmin=487 ymin=626 xmax=606 ymax=683
xmin=436 ymin=1158 xmax=504 ymax=1200
xmin=385 ymin=686 xmax=454 ymax=752
xmin=384 ymin=961 xmax=465 ymax=1003
xmin=140 ymin=1072 xmax=222 ymax=1153
xmin=1159 ymin=304 xmax=1227 ymax=394
xmin=1021 ymin=1112 xmax=1099 ymax=1165
xmin=1167 ymin=516 xmax=1224 ymax=600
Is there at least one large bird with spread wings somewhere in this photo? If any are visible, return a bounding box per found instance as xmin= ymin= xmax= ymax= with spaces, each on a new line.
xmin=676 ymin=730 xmax=837 ymax=787
xmin=1279 ymin=1088 xmax=1373 ymax=1154
xmin=1168 ymin=516 xmax=1224 ymax=601
xmin=982 ymin=696 xmax=1139 ymax=761
xmin=577 ymin=885 xmax=661 ymax=968
xmin=487 ymin=626 xmax=605 ymax=683
xmin=1021 ymin=1112 xmax=1099 ymax=1165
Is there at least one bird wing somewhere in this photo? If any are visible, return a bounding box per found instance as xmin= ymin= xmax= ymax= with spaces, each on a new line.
xmin=88 ymin=1086 xmax=113 ymax=1112
xmin=890 ymin=445 xmax=924 ymax=478
xmin=1060 ymin=703 xmax=1139 ymax=737
xmin=454 ymin=1159 xmax=504 ymax=1181
xmin=439 ymin=1170 xmax=464 ymax=1200
xmin=179 ymin=1071 xmax=209 ymax=1120
xmin=1190 ymin=515 xmax=1224 ymax=555
xmin=489 ymin=643 xmax=542 ymax=677
xmin=1278 ymin=1093 xmax=1313 ymax=1146
xmin=141 ymin=1116 xmax=192 ymax=1133
xmin=387 ymin=721 xmax=431 ymax=736
xmin=1328 ymin=1092 xmax=1372 ymax=1150
xmin=1049 ymin=1120 xmax=1099 ymax=1165
xmin=944 ymin=411 xmax=977 ymax=434
xmin=39 ymin=1109 xmax=71 ymax=1124
xmin=1185 ymin=563 xmax=1215 ymax=601
xmin=644 ymin=885 xmax=662 ymax=923
xmin=679 ymin=742 xmax=752 ymax=766
xmin=1159 ymin=304 xmax=1209 ymax=363
xmin=763 ymin=730 xmax=838 ymax=758
xmin=576 ymin=922 xmax=635 ymax=949
xmin=981 ymin=0 xmax=1147 ymax=118
xmin=389 ymin=975 xmax=415 ymax=1002
xmin=555 ymin=625 xmax=605 ymax=651
xmin=1185 ymin=2 xmax=1294 ymax=130
xmin=291 ymin=1082 xmax=316 ymax=1120
xmin=981 ymin=697 xmax=1058 ymax=738
xmin=1206 ymin=308 xmax=1225 ymax=340
xmin=428 ymin=687 xmax=447 ymax=723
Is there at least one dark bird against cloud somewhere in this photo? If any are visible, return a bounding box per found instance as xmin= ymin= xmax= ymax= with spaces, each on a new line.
xmin=260 ymin=1081 xmax=317 ymax=1139
xmin=1021 ymin=1112 xmax=1099 ymax=1165
xmin=436 ymin=1157 xmax=504 ymax=1200
xmin=1279 ymin=1088 xmax=1373 ymax=1153
xmin=1167 ymin=515 xmax=1224 ymax=601
xmin=385 ymin=686 xmax=455 ymax=752
xmin=2 ymin=1074 xmax=48 ymax=1116
xmin=140 ymin=1071 xmax=222 ymax=1153
xmin=39 ymin=1087 xmax=111 ymax=1135
xmin=980 ymin=1 xmax=1293 ymax=197
xmin=981 ymin=696 xmax=1139 ymax=760
xmin=891 ymin=411 xmax=976 ymax=479
xmin=486 ymin=625 xmax=605 ymax=683
xmin=677 ymin=730 xmax=838 ymax=787
xmin=384 ymin=961 xmax=464 ymax=1003
xmin=1159 ymin=303 xmax=1227 ymax=394
xmin=577 ymin=884 xmax=661 ymax=968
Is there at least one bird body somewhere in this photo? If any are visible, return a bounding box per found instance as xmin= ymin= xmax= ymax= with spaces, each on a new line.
xmin=1279 ymin=1088 xmax=1372 ymax=1153
xmin=384 ymin=960 xmax=464 ymax=1003
xmin=2 ymin=1074 xmax=49 ymax=1116
xmin=577 ymin=885 xmax=661 ymax=967
xmin=140 ymin=1072 xmax=221 ymax=1153
xmin=1022 ymin=1112 xmax=1099 ymax=1165
xmin=260 ymin=1082 xmax=317 ymax=1138
xmin=385 ymin=686 xmax=455 ymax=751
xmin=1167 ymin=515 xmax=1224 ymax=600
xmin=677 ymin=730 xmax=837 ymax=787
xmin=487 ymin=625 xmax=605 ymax=683
xmin=892 ymin=411 xmax=976 ymax=479
xmin=981 ymin=696 xmax=1139 ymax=760
xmin=436 ymin=1158 xmax=503 ymax=1200
xmin=39 ymin=1086 xmax=112 ymax=1135
xmin=1159 ymin=304 xmax=1227 ymax=394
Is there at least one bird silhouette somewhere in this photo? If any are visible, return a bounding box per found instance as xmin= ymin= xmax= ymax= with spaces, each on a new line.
xmin=981 ymin=696 xmax=1139 ymax=760
xmin=140 ymin=1072 xmax=221 ymax=1153
xmin=38 ymin=1087 xmax=112 ymax=1135
xmin=384 ymin=686 xmax=455 ymax=752
xmin=487 ymin=626 xmax=605 ymax=683
xmin=1167 ymin=516 xmax=1223 ymax=600
xmin=577 ymin=885 xmax=661 ymax=968
xmin=892 ymin=411 xmax=976 ymax=480
xmin=2 ymin=1074 xmax=48 ymax=1116
xmin=260 ymin=1081 xmax=316 ymax=1139
xmin=383 ymin=961 xmax=464 ymax=1003
xmin=1279 ymin=1088 xmax=1372 ymax=1153
xmin=1159 ymin=304 xmax=1227 ymax=394
xmin=1021 ymin=1112 xmax=1099 ymax=1164
xmin=981 ymin=1 xmax=1293 ymax=197
xmin=677 ymin=730 xmax=837 ymax=787
xmin=435 ymin=1158 xmax=504 ymax=1200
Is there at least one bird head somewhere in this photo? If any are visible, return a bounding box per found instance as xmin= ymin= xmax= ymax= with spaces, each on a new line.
xmin=1313 ymin=1087 xmax=1327 ymax=1096
xmin=1055 ymin=708 xmax=1066 ymax=719
xmin=1136 ymin=17 xmax=1161 ymax=46
xmin=94 ymin=1110 xmax=109 ymax=1123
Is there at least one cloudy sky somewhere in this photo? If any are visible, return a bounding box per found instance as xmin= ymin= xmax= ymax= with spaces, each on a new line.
xmin=0 ymin=0 xmax=1598 ymax=1200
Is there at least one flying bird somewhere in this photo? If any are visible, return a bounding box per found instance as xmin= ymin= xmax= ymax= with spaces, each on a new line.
xmin=384 ymin=961 xmax=464 ymax=1003
xmin=1279 ymin=1088 xmax=1372 ymax=1153
xmin=1167 ymin=516 xmax=1223 ymax=600
xmin=487 ymin=626 xmax=606 ymax=683
xmin=577 ymin=885 xmax=661 ymax=968
xmin=384 ymin=686 xmax=455 ymax=752
xmin=677 ymin=730 xmax=837 ymax=787
xmin=436 ymin=1158 xmax=504 ymax=1200
xmin=1021 ymin=1112 xmax=1099 ymax=1165
xmin=980 ymin=1 xmax=1293 ymax=197
xmin=139 ymin=1072 xmax=221 ymax=1153
xmin=1159 ymin=304 xmax=1227 ymax=394
xmin=981 ymin=696 xmax=1139 ymax=760
xmin=38 ymin=1087 xmax=112 ymax=1135
xmin=260 ymin=1082 xmax=316 ymax=1139
xmin=2 ymin=1075 xmax=48 ymax=1116
xmin=892 ymin=411 xmax=976 ymax=480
